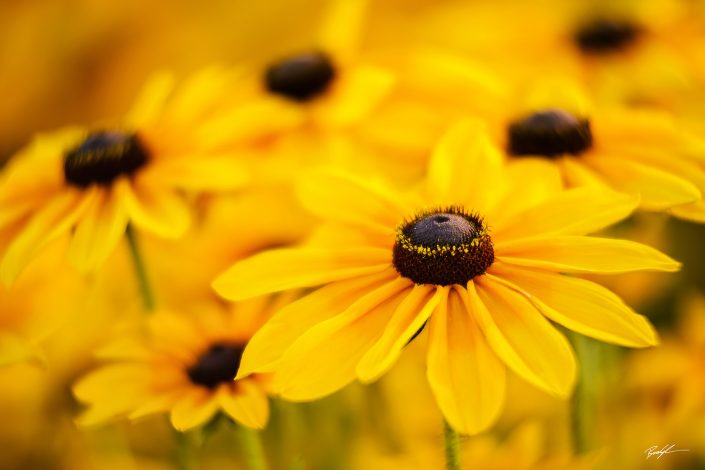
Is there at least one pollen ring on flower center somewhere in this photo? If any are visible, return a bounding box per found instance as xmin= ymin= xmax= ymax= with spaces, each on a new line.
xmin=392 ymin=207 xmax=494 ymax=286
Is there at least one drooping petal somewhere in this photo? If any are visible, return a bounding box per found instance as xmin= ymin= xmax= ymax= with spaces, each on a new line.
xmin=213 ymin=246 xmax=391 ymax=301
xmin=68 ymin=188 xmax=128 ymax=272
xmin=117 ymin=178 xmax=189 ymax=238
xmin=426 ymin=286 xmax=506 ymax=434
xmin=495 ymin=236 xmax=680 ymax=274
xmin=238 ymin=269 xmax=397 ymax=377
xmin=493 ymin=188 xmax=639 ymax=240
xmin=427 ymin=119 xmax=506 ymax=211
xmin=470 ymin=278 xmax=576 ymax=396
xmin=273 ymin=277 xmax=412 ymax=401
xmin=356 ymin=284 xmax=441 ymax=382
xmin=1 ymin=189 xmax=93 ymax=285
xmin=487 ymin=266 xmax=658 ymax=347
xmin=169 ymin=388 xmax=219 ymax=431
xmin=218 ymin=381 xmax=269 ymax=429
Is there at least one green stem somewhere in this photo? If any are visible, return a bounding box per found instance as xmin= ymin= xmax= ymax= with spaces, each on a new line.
xmin=443 ymin=419 xmax=461 ymax=470
xmin=570 ymin=332 xmax=599 ymax=455
xmin=174 ymin=430 xmax=196 ymax=470
xmin=236 ymin=423 xmax=268 ymax=470
xmin=125 ymin=224 xmax=155 ymax=312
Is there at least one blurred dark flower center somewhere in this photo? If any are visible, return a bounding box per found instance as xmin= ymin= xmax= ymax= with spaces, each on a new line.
xmin=574 ymin=19 xmax=641 ymax=54
xmin=64 ymin=131 xmax=149 ymax=188
xmin=187 ymin=343 xmax=245 ymax=389
xmin=393 ymin=209 xmax=494 ymax=286
xmin=508 ymin=109 xmax=593 ymax=158
xmin=265 ymin=52 xmax=336 ymax=101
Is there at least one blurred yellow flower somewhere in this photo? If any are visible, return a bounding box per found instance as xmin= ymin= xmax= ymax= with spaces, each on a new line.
xmin=0 ymin=73 xmax=249 ymax=284
xmin=73 ymin=296 xmax=292 ymax=431
xmin=214 ymin=121 xmax=676 ymax=434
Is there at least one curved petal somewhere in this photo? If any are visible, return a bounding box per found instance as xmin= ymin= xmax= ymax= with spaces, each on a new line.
xmin=495 ymin=236 xmax=680 ymax=274
xmin=356 ymin=284 xmax=441 ymax=382
xmin=426 ymin=286 xmax=506 ymax=434
xmin=170 ymin=388 xmax=219 ymax=431
xmin=213 ymin=247 xmax=391 ymax=301
xmin=219 ymin=381 xmax=269 ymax=429
xmin=125 ymin=72 xmax=175 ymax=128
xmin=68 ymin=188 xmax=128 ymax=272
xmin=238 ymin=269 xmax=398 ymax=377
xmin=427 ymin=119 xmax=505 ymax=211
xmin=493 ymin=188 xmax=639 ymax=240
xmin=317 ymin=0 xmax=368 ymax=60
xmin=117 ymin=179 xmax=189 ymax=238
xmin=273 ymin=277 xmax=412 ymax=401
xmin=488 ymin=265 xmax=658 ymax=347
xmin=296 ymin=168 xmax=410 ymax=232
xmin=470 ymin=278 xmax=576 ymax=396
xmin=1 ymin=189 xmax=93 ymax=285
xmin=586 ymin=156 xmax=700 ymax=210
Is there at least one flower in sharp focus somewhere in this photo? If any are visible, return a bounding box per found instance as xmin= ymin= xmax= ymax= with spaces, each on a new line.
xmin=72 ymin=296 xmax=292 ymax=431
xmin=213 ymin=120 xmax=678 ymax=434
xmin=0 ymin=72 xmax=249 ymax=285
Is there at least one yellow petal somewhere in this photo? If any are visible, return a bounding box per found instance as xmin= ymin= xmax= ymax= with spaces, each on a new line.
xmin=117 ymin=178 xmax=189 ymax=238
xmin=426 ymin=286 xmax=506 ymax=434
xmin=471 ymin=278 xmax=576 ymax=396
xmin=150 ymin=155 xmax=249 ymax=192
xmin=496 ymin=236 xmax=680 ymax=274
xmin=318 ymin=65 xmax=396 ymax=127
xmin=197 ymin=97 xmax=305 ymax=148
xmin=1 ymin=189 xmax=92 ymax=285
xmin=493 ymin=188 xmax=639 ymax=240
xmin=219 ymin=381 xmax=269 ymax=429
xmin=273 ymin=277 xmax=412 ymax=401
xmin=213 ymin=247 xmax=391 ymax=301
xmin=297 ymin=168 xmax=410 ymax=232
xmin=586 ymin=156 xmax=700 ymax=210
xmin=125 ymin=72 xmax=175 ymax=128
xmin=559 ymin=157 xmax=611 ymax=189
xmin=356 ymin=284 xmax=440 ymax=382
xmin=238 ymin=269 xmax=396 ymax=377
xmin=317 ymin=0 xmax=368 ymax=60
xmin=488 ymin=266 xmax=658 ymax=347
xmin=427 ymin=119 xmax=506 ymax=211
xmin=170 ymin=388 xmax=219 ymax=431
xmin=68 ymin=188 xmax=128 ymax=272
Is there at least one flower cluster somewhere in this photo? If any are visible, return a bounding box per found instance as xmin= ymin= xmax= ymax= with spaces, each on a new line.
xmin=2 ymin=0 xmax=705 ymax=468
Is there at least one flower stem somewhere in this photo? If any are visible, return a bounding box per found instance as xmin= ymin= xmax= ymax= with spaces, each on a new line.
xmin=174 ymin=430 xmax=196 ymax=470
xmin=125 ymin=224 xmax=155 ymax=312
xmin=571 ymin=332 xmax=599 ymax=454
xmin=443 ymin=419 xmax=461 ymax=470
xmin=236 ymin=423 xmax=268 ymax=470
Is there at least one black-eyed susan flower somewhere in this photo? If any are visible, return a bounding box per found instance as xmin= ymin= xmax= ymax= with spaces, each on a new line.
xmin=213 ymin=121 xmax=678 ymax=434
xmin=495 ymin=79 xmax=705 ymax=223
xmin=0 ymin=73 xmax=249 ymax=284
xmin=73 ymin=297 xmax=288 ymax=431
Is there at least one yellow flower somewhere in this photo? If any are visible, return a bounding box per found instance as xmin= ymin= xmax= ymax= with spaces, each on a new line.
xmin=496 ymin=79 xmax=705 ymax=222
xmin=73 ymin=297 xmax=289 ymax=431
xmin=213 ymin=121 xmax=677 ymax=434
xmin=0 ymin=73 xmax=249 ymax=284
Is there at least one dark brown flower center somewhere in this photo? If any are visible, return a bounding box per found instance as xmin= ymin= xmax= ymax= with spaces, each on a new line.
xmin=265 ymin=52 xmax=336 ymax=101
xmin=392 ymin=208 xmax=494 ymax=286
xmin=574 ymin=19 xmax=641 ymax=54
xmin=63 ymin=131 xmax=149 ymax=188
xmin=187 ymin=343 xmax=245 ymax=389
xmin=508 ymin=109 xmax=592 ymax=158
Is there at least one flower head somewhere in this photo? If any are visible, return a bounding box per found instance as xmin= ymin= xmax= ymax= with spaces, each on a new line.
xmin=213 ymin=121 xmax=678 ymax=434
